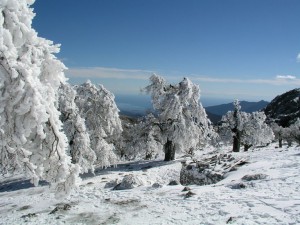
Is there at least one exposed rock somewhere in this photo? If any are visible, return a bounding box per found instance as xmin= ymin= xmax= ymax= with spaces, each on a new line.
xmin=184 ymin=191 xmax=196 ymax=198
xmin=180 ymin=154 xmax=247 ymax=186
xmin=21 ymin=213 xmax=37 ymax=219
xmin=49 ymin=204 xmax=71 ymax=214
xmin=113 ymin=174 xmax=144 ymax=190
xmin=265 ymin=88 xmax=300 ymax=127
xmin=17 ymin=205 xmax=31 ymax=211
xmin=168 ymin=180 xmax=180 ymax=186
xmin=152 ymin=183 xmax=163 ymax=188
xmin=182 ymin=186 xmax=191 ymax=192
xmin=227 ymin=183 xmax=246 ymax=189
xmin=111 ymin=198 xmax=140 ymax=206
xmin=180 ymin=164 xmax=223 ymax=186
xmin=242 ymin=174 xmax=268 ymax=181
xmin=226 ymin=216 xmax=236 ymax=224
xmin=104 ymin=179 xmax=120 ymax=188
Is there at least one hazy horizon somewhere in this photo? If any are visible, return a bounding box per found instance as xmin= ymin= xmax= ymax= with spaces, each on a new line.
xmin=114 ymin=93 xmax=270 ymax=116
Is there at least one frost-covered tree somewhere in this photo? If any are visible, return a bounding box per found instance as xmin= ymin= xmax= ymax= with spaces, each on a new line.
xmin=282 ymin=127 xmax=293 ymax=147
xmin=270 ymin=121 xmax=300 ymax=147
xmin=241 ymin=111 xmax=274 ymax=151
xmin=144 ymin=74 xmax=215 ymax=161
xmin=0 ymin=0 xmax=79 ymax=196
xmin=220 ymin=100 xmax=244 ymax=152
xmin=74 ymin=81 xmax=122 ymax=168
xmin=124 ymin=114 xmax=163 ymax=160
xmin=278 ymin=119 xmax=300 ymax=146
xmin=289 ymin=119 xmax=300 ymax=145
xmin=58 ymin=83 xmax=96 ymax=173
xmin=220 ymin=101 xmax=273 ymax=152
xmin=271 ymin=123 xmax=284 ymax=148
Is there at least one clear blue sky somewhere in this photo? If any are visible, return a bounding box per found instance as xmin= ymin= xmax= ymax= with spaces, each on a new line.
xmin=32 ymin=0 xmax=300 ymax=103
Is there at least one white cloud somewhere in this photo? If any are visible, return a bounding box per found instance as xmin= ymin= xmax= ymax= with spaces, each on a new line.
xmin=65 ymin=67 xmax=154 ymax=80
xmin=191 ymin=75 xmax=300 ymax=86
xmin=297 ymin=53 xmax=300 ymax=63
xmin=276 ymin=75 xmax=296 ymax=80
xmin=65 ymin=67 xmax=300 ymax=87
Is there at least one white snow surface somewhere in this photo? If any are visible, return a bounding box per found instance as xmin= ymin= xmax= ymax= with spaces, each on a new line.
xmin=0 ymin=144 xmax=300 ymax=225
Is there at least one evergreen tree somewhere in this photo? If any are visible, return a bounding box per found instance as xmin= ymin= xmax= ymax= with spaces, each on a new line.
xmin=221 ymin=101 xmax=273 ymax=152
xmin=289 ymin=119 xmax=300 ymax=145
xmin=220 ymin=100 xmax=244 ymax=152
xmin=74 ymin=81 xmax=122 ymax=168
xmin=241 ymin=111 xmax=274 ymax=151
xmin=124 ymin=113 xmax=163 ymax=160
xmin=144 ymin=74 xmax=215 ymax=161
xmin=58 ymin=83 xmax=96 ymax=173
xmin=271 ymin=123 xmax=284 ymax=148
xmin=0 ymin=0 xmax=79 ymax=196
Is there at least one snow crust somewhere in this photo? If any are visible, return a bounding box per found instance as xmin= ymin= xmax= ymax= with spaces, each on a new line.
xmin=0 ymin=143 xmax=299 ymax=224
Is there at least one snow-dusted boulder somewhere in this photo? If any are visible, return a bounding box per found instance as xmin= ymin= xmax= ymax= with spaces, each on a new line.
xmin=180 ymin=154 xmax=247 ymax=186
xmin=168 ymin=180 xmax=180 ymax=186
xmin=242 ymin=173 xmax=268 ymax=181
xmin=180 ymin=162 xmax=223 ymax=186
xmin=152 ymin=183 xmax=163 ymax=188
xmin=104 ymin=179 xmax=120 ymax=189
xmin=113 ymin=174 xmax=145 ymax=190
xmin=227 ymin=182 xmax=246 ymax=189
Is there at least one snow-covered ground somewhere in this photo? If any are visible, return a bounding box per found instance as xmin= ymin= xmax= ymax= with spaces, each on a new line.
xmin=0 ymin=144 xmax=299 ymax=225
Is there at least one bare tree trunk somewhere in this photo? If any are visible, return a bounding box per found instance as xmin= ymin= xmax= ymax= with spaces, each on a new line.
xmin=279 ymin=138 xmax=282 ymax=148
xmin=232 ymin=130 xmax=241 ymax=152
xmin=164 ymin=139 xmax=175 ymax=161
xmin=287 ymin=140 xmax=292 ymax=147
xmin=244 ymin=144 xmax=252 ymax=152
xmin=232 ymin=107 xmax=241 ymax=152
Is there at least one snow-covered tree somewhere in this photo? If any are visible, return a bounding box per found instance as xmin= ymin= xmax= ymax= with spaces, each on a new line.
xmin=271 ymin=123 xmax=284 ymax=148
xmin=241 ymin=111 xmax=274 ymax=151
xmin=124 ymin=113 xmax=163 ymax=160
xmin=144 ymin=74 xmax=215 ymax=161
xmin=220 ymin=100 xmax=244 ymax=152
xmin=220 ymin=101 xmax=273 ymax=152
xmin=74 ymin=81 xmax=122 ymax=168
xmin=271 ymin=120 xmax=300 ymax=147
xmin=282 ymin=127 xmax=293 ymax=147
xmin=289 ymin=119 xmax=300 ymax=145
xmin=0 ymin=0 xmax=79 ymax=196
xmin=58 ymin=83 xmax=96 ymax=173
xmin=277 ymin=119 xmax=300 ymax=146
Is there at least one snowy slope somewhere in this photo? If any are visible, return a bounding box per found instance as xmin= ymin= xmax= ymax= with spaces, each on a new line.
xmin=0 ymin=144 xmax=299 ymax=225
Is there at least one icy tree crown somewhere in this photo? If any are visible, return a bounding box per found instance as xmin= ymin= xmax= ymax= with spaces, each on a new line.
xmin=0 ymin=0 xmax=79 ymax=197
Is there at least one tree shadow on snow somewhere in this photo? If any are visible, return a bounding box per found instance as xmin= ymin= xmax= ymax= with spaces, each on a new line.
xmin=0 ymin=178 xmax=48 ymax=193
xmin=0 ymin=159 xmax=181 ymax=192
xmin=81 ymin=159 xmax=182 ymax=179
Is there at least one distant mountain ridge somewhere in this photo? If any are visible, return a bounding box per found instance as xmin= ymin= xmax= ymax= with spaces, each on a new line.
xmin=119 ymin=100 xmax=270 ymax=125
xmin=205 ymin=100 xmax=269 ymax=124
xmin=264 ymin=88 xmax=300 ymax=127
xmin=205 ymin=100 xmax=269 ymax=116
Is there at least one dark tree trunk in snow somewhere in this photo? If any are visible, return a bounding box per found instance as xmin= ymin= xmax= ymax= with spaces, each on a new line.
xmin=279 ymin=138 xmax=282 ymax=148
xmin=232 ymin=129 xmax=241 ymax=152
xmin=244 ymin=144 xmax=252 ymax=152
xmin=164 ymin=139 xmax=175 ymax=161
xmin=232 ymin=108 xmax=241 ymax=152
